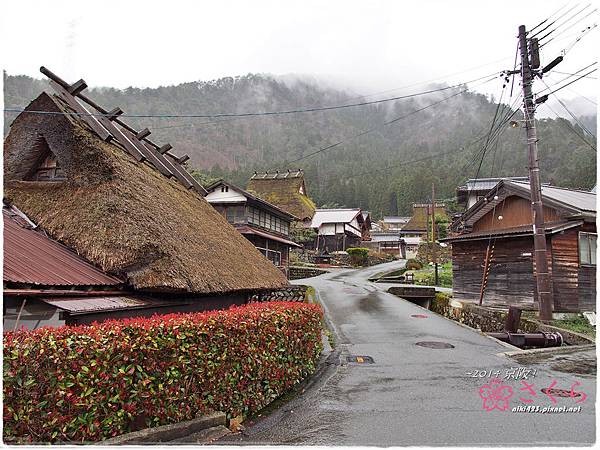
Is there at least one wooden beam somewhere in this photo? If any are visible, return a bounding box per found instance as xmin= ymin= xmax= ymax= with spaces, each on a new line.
xmin=120 ymin=128 xmax=175 ymax=177
xmin=106 ymin=107 xmax=123 ymax=121
xmin=68 ymin=79 xmax=88 ymax=96
xmin=136 ymin=128 xmax=151 ymax=140
xmin=159 ymin=144 xmax=172 ymax=154
xmin=163 ymin=152 xmax=207 ymax=194
xmin=48 ymin=80 xmax=113 ymax=143
xmin=93 ymin=112 xmax=146 ymax=162
xmin=177 ymin=154 xmax=190 ymax=164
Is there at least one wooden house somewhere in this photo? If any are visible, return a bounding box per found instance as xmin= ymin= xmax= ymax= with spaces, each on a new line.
xmin=3 ymin=71 xmax=289 ymax=329
xmin=363 ymin=231 xmax=406 ymax=258
xmin=247 ymin=170 xmax=316 ymax=223
xmin=310 ymin=208 xmax=371 ymax=252
xmin=401 ymin=203 xmax=448 ymax=238
xmin=456 ymin=177 xmax=529 ymax=210
xmin=204 ymin=180 xmax=301 ymax=269
xmin=445 ymin=180 xmax=596 ymax=313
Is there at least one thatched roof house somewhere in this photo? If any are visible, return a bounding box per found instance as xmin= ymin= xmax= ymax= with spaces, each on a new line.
xmin=247 ymin=170 xmax=316 ymax=221
xmin=4 ymin=91 xmax=289 ymax=295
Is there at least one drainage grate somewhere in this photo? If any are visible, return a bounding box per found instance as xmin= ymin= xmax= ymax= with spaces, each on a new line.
xmin=415 ymin=341 xmax=455 ymax=349
xmin=346 ymin=355 xmax=375 ymax=364
xmin=541 ymin=388 xmax=581 ymax=398
xmin=411 ymin=314 xmax=429 ymax=319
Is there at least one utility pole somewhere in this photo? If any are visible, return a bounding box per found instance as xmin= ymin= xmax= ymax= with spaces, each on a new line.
xmin=517 ymin=24 xmax=554 ymax=322
xmin=431 ymin=183 xmax=439 ymax=286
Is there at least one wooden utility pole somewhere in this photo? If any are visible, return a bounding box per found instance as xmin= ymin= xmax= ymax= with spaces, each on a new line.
xmin=431 ymin=183 xmax=439 ymax=286
xmin=517 ymin=24 xmax=554 ymax=322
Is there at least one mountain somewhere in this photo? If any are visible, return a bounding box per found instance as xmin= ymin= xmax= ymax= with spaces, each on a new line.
xmin=3 ymin=72 xmax=596 ymax=217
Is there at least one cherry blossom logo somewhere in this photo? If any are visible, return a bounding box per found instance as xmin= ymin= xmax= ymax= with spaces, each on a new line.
xmin=479 ymin=378 xmax=513 ymax=411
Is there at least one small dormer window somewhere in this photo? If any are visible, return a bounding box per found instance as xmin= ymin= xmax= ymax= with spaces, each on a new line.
xmin=31 ymin=152 xmax=65 ymax=181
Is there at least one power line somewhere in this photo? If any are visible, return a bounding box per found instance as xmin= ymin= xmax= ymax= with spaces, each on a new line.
xmin=530 ymin=3 xmax=581 ymax=39
xmin=539 ymin=21 xmax=597 ymax=50
xmin=536 ymin=3 xmax=593 ymax=42
xmin=536 ymin=61 xmax=597 ymax=95
xmin=281 ymin=75 xmax=500 ymax=166
xmin=542 ymin=101 xmax=597 ymax=152
xmin=3 ymin=72 xmax=500 ymax=120
xmin=551 ymin=69 xmax=597 ymax=80
xmin=537 ymin=67 xmax=597 ymax=97
xmin=529 ymin=2 xmax=573 ymax=34
xmin=544 ymin=8 xmax=598 ymax=44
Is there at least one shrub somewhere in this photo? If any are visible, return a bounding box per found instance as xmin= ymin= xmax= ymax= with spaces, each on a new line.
xmin=346 ymin=247 xmax=369 ymax=266
xmin=3 ymin=302 xmax=323 ymax=443
xmin=405 ymin=258 xmax=423 ymax=270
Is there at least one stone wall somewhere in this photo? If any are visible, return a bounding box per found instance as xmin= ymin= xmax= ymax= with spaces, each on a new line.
xmin=249 ymin=285 xmax=309 ymax=303
xmin=430 ymin=293 xmax=594 ymax=345
xmin=288 ymin=266 xmax=328 ymax=280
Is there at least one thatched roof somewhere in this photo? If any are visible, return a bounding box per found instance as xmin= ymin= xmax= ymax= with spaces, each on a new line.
xmin=403 ymin=203 xmax=447 ymax=232
xmin=247 ymin=170 xmax=316 ymax=220
xmin=4 ymin=92 xmax=289 ymax=294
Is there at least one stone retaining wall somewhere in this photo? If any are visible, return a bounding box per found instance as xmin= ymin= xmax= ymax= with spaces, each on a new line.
xmin=431 ymin=293 xmax=594 ymax=345
xmin=289 ymin=266 xmax=328 ymax=280
xmin=249 ymin=285 xmax=309 ymax=303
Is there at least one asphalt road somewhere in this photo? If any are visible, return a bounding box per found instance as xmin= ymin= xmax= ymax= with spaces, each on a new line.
xmin=225 ymin=261 xmax=596 ymax=446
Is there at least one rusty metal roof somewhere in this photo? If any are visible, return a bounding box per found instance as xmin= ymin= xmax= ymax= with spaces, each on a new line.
xmin=41 ymin=296 xmax=174 ymax=314
xmin=3 ymin=206 xmax=122 ymax=287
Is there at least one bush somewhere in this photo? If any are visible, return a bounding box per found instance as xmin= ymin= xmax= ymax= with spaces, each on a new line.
xmin=405 ymin=258 xmax=423 ymax=270
xmin=346 ymin=247 xmax=369 ymax=266
xmin=3 ymin=302 xmax=323 ymax=443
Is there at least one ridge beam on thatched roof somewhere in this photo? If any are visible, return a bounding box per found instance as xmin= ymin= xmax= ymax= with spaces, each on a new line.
xmin=40 ymin=66 xmax=207 ymax=195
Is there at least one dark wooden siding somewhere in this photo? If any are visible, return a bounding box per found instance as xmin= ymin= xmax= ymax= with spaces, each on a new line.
xmin=473 ymin=196 xmax=562 ymax=232
xmin=452 ymin=236 xmax=536 ymax=308
xmin=453 ymin=225 xmax=596 ymax=312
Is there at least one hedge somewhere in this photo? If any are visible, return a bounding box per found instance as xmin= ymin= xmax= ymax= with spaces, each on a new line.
xmin=3 ymin=302 xmax=323 ymax=443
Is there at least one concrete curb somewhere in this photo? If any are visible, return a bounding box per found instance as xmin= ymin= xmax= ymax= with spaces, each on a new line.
xmin=497 ymin=343 xmax=597 ymax=359
xmin=95 ymin=412 xmax=226 ymax=445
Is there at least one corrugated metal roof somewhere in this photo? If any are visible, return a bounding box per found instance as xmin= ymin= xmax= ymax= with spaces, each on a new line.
xmin=459 ymin=177 xmax=529 ymax=192
xmin=511 ymin=181 xmax=597 ymax=213
xmin=41 ymin=296 xmax=173 ymax=314
xmin=3 ymin=207 xmax=122 ymax=287
xmin=310 ymin=209 xmax=361 ymax=228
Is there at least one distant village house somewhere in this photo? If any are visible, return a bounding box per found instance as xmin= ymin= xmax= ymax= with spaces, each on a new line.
xmin=205 ymin=180 xmax=301 ymax=270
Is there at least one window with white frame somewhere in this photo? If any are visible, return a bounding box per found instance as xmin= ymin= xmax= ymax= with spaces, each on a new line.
xmin=579 ymin=232 xmax=597 ymax=265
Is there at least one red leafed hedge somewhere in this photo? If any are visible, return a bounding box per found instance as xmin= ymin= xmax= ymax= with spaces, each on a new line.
xmin=3 ymin=301 xmax=323 ymax=443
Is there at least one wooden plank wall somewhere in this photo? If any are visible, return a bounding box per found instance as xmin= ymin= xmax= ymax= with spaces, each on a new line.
xmin=454 ymin=225 xmax=597 ymax=312
xmin=472 ymin=196 xmax=562 ymax=232
xmin=452 ymin=236 xmax=536 ymax=308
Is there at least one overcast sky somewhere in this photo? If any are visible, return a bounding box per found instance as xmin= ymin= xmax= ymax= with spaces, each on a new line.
xmin=1 ymin=0 xmax=597 ymax=116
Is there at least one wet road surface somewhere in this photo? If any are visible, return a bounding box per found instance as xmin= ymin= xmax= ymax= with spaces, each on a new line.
xmin=224 ymin=261 xmax=596 ymax=446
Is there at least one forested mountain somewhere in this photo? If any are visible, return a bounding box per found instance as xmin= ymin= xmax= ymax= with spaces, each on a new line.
xmin=4 ymin=72 xmax=596 ymax=218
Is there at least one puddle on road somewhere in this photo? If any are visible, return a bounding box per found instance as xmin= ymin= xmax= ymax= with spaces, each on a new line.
xmin=358 ymin=293 xmax=383 ymax=313
xmin=512 ymin=351 xmax=597 ymax=377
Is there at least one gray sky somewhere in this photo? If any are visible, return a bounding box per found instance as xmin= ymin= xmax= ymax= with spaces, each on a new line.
xmin=1 ymin=0 xmax=597 ymax=116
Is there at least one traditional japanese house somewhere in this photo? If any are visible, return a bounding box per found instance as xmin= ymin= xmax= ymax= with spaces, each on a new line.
xmin=382 ymin=216 xmax=411 ymax=231
xmin=456 ymin=177 xmax=529 ymax=210
xmin=3 ymin=202 xmax=202 ymax=329
xmin=204 ymin=180 xmax=301 ymax=269
xmin=247 ymin=169 xmax=316 ymax=223
xmin=310 ymin=208 xmax=371 ymax=252
xmin=444 ymin=180 xmax=596 ymax=313
xmin=401 ymin=203 xmax=448 ymax=238
xmin=363 ymin=231 xmax=406 ymax=258
xmin=3 ymin=69 xmax=289 ymax=329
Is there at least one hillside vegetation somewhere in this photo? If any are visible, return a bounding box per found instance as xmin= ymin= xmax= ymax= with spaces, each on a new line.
xmin=4 ymin=72 xmax=596 ymax=217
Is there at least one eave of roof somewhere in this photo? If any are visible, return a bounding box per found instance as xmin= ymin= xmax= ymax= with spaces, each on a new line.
xmin=442 ymin=220 xmax=583 ymax=243
xmin=236 ymin=225 xmax=302 ymax=247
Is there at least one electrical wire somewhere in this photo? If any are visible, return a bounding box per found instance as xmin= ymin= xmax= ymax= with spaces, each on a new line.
xmin=536 ymin=3 xmax=593 ymax=42
xmin=536 ymin=61 xmax=597 ymax=94
xmin=528 ymin=2 xmax=573 ymax=34
xmin=3 ymin=72 xmax=501 ymax=120
xmin=539 ymin=21 xmax=597 ymax=50
xmin=280 ymin=75 xmax=500 ymax=166
xmin=530 ymin=3 xmax=582 ymax=39
xmin=538 ymin=68 xmax=597 ymax=97
xmin=542 ymin=101 xmax=597 ymax=152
